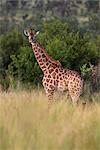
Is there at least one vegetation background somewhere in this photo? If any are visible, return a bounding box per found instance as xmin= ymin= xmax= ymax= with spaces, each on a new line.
xmin=0 ymin=0 xmax=100 ymax=92
xmin=0 ymin=1 xmax=100 ymax=150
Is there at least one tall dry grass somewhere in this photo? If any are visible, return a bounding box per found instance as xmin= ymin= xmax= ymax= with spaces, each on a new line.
xmin=0 ymin=90 xmax=100 ymax=150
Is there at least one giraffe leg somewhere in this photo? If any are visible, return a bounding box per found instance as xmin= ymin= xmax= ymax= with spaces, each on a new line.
xmin=43 ymin=80 xmax=55 ymax=108
xmin=71 ymin=95 xmax=79 ymax=106
xmin=68 ymin=89 xmax=80 ymax=106
xmin=66 ymin=92 xmax=69 ymax=101
xmin=46 ymin=90 xmax=54 ymax=109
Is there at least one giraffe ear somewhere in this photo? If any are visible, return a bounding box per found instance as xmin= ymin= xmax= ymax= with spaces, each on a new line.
xmin=24 ymin=30 xmax=28 ymax=36
xmin=36 ymin=31 xmax=39 ymax=35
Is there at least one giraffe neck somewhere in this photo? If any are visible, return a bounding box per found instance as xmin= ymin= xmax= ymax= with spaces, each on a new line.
xmin=31 ymin=42 xmax=61 ymax=73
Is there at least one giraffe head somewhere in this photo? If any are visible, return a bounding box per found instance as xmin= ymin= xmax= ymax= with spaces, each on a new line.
xmin=24 ymin=29 xmax=39 ymax=44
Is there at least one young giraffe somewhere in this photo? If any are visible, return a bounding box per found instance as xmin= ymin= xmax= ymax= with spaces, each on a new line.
xmin=24 ymin=29 xmax=83 ymax=107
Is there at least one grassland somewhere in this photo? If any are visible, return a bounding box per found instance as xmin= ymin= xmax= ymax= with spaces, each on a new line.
xmin=0 ymin=90 xmax=100 ymax=150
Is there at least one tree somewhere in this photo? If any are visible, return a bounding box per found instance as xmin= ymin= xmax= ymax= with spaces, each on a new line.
xmin=0 ymin=29 xmax=29 ymax=88
xmin=38 ymin=19 xmax=98 ymax=71
xmin=7 ymin=46 xmax=42 ymax=86
xmin=0 ymin=29 xmax=24 ymax=73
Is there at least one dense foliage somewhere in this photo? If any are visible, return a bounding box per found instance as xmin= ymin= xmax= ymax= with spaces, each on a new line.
xmin=0 ymin=19 xmax=99 ymax=89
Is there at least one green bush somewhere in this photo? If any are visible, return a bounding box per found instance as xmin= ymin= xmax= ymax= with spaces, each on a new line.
xmin=38 ymin=20 xmax=98 ymax=71
xmin=7 ymin=46 xmax=42 ymax=86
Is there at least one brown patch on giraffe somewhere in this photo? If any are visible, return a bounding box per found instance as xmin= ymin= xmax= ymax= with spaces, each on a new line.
xmin=38 ymin=48 xmax=42 ymax=52
xmin=49 ymin=68 xmax=54 ymax=73
xmin=48 ymin=61 xmax=52 ymax=64
xmin=49 ymin=84 xmax=54 ymax=89
xmin=34 ymin=51 xmax=38 ymax=55
xmin=73 ymin=78 xmax=76 ymax=81
xmin=60 ymin=77 xmax=63 ymax=80
xmin=76 ymin=78 xmax=80 ymax=83
xmin=59 ymin=73 xmax=62 ymax=76
xmin=46 ymin=79 xmax=50 ymax=82
xmin=46 ymin=62 xmax=49 ymax=66
xmin=56 ymin=80 xmax=59 ymax=83
xmin=70 ymin=81 xmax=73 ymax=84
xmin=54 ymin=80 xmax=56 ymax=85
xmin=57 ymin=75 xmax=59 ymax=80
xmin=43 ymin=82 xmax=46 ymax=86
xmin=39 ymin=62 xmax=43 ymax=66
xmin=76 ymin=83 xmax=79 ymax=87
xmin=74 ymin=85 xmax=77 ymax=88
xmin=73 ymin=74 xmax=77 ymax=78
xmin=42 ymin=54 xmax=46 ymax=58
xmin=42 ymin=66 xmax=46 ymax=69
xmin=45 ymin=57 xmax=48 ymax=62
xmin=37 ymin=55 xmax=41 ymax=59
xmin=48 ymin=75 xmax=51 ymax=78
xmin=67 ymin=74 xmax=70 ymax=77
xmin=60 ymin=70 xmax=63 ymax=73
xmin=50 ymin=80 xmax=53 ymax=83
xmin=62 ymin=75 xmax=65 ymax=78
xmin=55 ymin=68 xmax=58 ymax=73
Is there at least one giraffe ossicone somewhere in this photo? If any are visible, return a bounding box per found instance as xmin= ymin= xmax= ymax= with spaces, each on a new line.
xmin=24 ymin=29 xmax=83 ymax=107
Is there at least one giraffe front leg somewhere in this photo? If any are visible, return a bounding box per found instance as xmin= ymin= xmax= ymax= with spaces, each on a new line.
xmin=42 ymin=78 xmax=55 ymax=109
xmin=46 ymin=90 xmax=54 ymax=109
xmin=71 ymin=95 xmax=79 ymax=106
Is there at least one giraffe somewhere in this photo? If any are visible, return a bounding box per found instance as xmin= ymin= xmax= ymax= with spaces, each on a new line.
xmin=24 ymin=29 xmax=83 ymax=107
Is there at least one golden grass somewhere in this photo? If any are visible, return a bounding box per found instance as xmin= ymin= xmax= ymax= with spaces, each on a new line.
xmin=0 ymin=90 xmax=100 ymax=150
